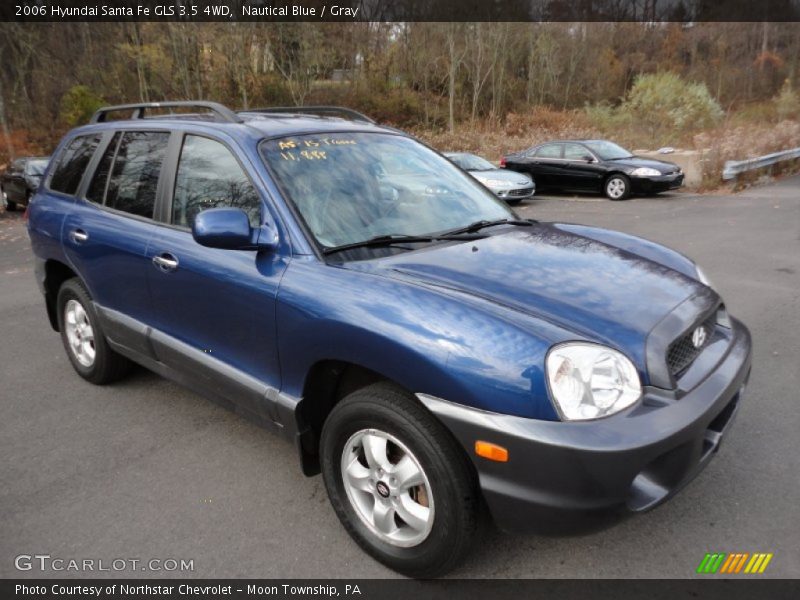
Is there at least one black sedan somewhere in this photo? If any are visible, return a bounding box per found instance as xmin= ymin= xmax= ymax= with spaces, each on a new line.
xmin=1 ymin=156 xmax=49 ymax=211
xmin=501 ymin=140 xmax=683 ymax=200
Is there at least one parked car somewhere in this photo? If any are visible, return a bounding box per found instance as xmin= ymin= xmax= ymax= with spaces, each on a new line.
xmin=1 ymin=156 xmax=49 ymax=211
xmin=502 ymin=140 xmax=683 ymax=200
xmin=444 ymin=152 xmax=534 ymax=204
xmin=28 ymin=102 xmax=751 ymax=578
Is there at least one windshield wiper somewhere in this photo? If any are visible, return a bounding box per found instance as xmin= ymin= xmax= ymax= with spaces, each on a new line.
xmin=322 ymin=233 xmax=476 ymax=256
xmin=440 ymin=218 xmax=536 ymax=236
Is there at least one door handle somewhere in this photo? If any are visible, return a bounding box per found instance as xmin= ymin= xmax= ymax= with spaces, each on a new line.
xmin=152 ymin=252 xmax=179 ymax=272
xmin=70 ymin=229 xmax=89 ymax=244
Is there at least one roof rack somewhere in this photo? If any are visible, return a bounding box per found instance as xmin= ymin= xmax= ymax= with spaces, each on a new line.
xmin=243 ymin=106 xmax=375 ymax=124
xmin=90 ymin=101 xmax=242 ymax=124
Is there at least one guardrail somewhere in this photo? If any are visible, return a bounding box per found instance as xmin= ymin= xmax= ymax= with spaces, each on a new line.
xmin=722 ymin=147 xmax=800 ymax=180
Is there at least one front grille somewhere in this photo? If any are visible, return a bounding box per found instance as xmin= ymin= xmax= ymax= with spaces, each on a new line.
xmin=666 ymin=313 xmax=717 ymax=376
xmin=508 ymin=187 xmax=533 ymax=197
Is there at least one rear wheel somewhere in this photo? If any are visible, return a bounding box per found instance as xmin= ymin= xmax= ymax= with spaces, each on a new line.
xmin=320 ymin=382 xmax=481 ymax=578
xmin=604 ymin=174 xmax=631 ymax=200
xmin=57 ymin=278 xmax=131 ymax=384
xmin=5 ymin=198 xmax=16 ymax=211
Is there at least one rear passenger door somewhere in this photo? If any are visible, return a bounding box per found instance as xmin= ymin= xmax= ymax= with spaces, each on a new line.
xmin=145 ymin=133 xmax=289 ymax=416
xmin=529 ymin=143 xmax=565 ymax=187
xmin=61 ymin=130 xmax=171 ymax=355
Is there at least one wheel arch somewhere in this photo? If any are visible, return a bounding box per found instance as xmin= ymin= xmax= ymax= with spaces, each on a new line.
xmin=43 ymin=259 xmax=79 ymax=331
xmin=296 ymin=360 xmax=402 ymax=475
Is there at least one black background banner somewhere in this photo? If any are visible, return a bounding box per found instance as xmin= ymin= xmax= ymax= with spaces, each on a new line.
xmin=3 ymin=0 xmax=800 ymax=22
xmin=3 ymin=580 xmax=800 ymax=600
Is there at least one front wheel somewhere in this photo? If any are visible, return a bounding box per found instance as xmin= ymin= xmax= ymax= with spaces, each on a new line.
xmin=320 ymin=383 xmax=481 ymax=578
xmin=604 ymin=174 xmax=631 ymax=200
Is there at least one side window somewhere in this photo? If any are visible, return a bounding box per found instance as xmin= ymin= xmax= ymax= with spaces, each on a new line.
xmin=49 ymin=134 xmax=101 ymax=194
xmin=86 ymin=133 xmax=120 ymax=204
xmin=105 ymin=131 xmax=169 ymax=219
xmin=535 ymin=144 xmax=563 ymax=159
xmin=12 ymin=159 xmax=25 ymax=173
xmin=563 ymin=143 xmax=591 ymax=160
xmin=172 ymin=135 xmax=261 ymax=229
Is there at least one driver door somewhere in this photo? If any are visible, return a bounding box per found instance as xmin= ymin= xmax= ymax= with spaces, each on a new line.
xmin=145 ymin=133 xmax=289 ymax=416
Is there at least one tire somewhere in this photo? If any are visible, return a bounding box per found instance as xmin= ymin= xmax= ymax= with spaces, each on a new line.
xmin=5 ymin=199 xmax=17 ymax=211
xmin=320 ymin=382 xmax=481 ymax=578
xmin=56 ymin=277 xmax=131 ymax=384
xmin=604 ymin=174 xmax=631 ymax=200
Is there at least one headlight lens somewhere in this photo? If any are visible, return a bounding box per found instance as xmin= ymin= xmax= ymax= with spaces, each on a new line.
xmin=546 ymin=343 xmax=642 ymax=420
xmin=630 ymin=167 xmax=661 ymax=177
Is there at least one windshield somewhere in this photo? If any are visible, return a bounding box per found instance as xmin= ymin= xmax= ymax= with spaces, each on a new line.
xmin=448 ymin=153 xmax=495 ymax=171
xmin=261 ymin=133 xmax=512 ymax=250
xmin=26 ymin=159 xmax=48 ymax=176
xmin=582 ymin=141 xmax=633 ymax=160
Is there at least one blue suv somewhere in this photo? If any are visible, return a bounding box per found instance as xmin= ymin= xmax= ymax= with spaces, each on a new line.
xmin=27 ymin=101 xmax=752 ymax=577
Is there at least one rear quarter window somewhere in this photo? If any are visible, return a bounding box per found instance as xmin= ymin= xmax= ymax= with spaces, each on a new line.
xmin=49 ymin=134 xmax=101 ymax=195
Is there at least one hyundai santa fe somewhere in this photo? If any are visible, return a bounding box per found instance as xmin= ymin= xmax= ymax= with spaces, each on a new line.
xmin=27 ymin=101 xmax=752 ymax=578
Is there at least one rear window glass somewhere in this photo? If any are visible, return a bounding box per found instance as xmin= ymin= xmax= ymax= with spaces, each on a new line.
xmin=535 ymin=144 xmax=562 ymax=159
xmin=50 ymin=135 xmax=101 ymax=194
xmin=105 ymin=131 xmax=169 ymax=219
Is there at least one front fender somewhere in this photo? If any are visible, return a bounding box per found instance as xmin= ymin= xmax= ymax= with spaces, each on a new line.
xmin=275 ymin=258 xmax=563 ymax=421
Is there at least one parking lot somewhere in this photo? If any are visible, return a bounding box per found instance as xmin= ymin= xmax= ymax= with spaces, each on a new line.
xmin=1 ymin=178 xmax=798 ymax=578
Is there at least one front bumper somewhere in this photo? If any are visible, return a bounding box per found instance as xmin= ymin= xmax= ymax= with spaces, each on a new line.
xmin=632 ymin=172 xmax=684 ymax=193
xmin=494 ymin=185 xmax=535 ymax=201
xmin=418 ymin=318 xmax=751 ymax=532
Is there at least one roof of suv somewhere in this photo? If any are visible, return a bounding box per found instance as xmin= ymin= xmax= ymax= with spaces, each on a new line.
xmin=80 ymin=102 xmax=395 ymax=142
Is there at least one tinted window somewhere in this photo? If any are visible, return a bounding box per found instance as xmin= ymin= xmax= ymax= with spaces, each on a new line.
xmin=50 ymin=135 xmax=101 ymax=194
xmin=105 ymin=131 xmax=169 ymax=219
xmin=172 ymin=135 xmax=261 ymax=228
xmin=563 ymin=143 xmax=591 ymax=160
xmin=535 ymin=144 xmax=562 ymax=159
xmin=86 ymin=133 xmax=120 ymax=204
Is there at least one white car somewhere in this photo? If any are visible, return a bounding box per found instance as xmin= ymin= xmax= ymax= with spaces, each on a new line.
xmin=445 ymin=152 xmax=535 ymax=204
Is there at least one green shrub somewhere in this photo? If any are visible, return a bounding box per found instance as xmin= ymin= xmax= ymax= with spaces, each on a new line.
xmin=621 ymin=73 xmax=723 ymax=144
xmin=59 ymin=85 xmax=105 ymax=127
xmin=774 ymin=79 xmax=800 ymax=120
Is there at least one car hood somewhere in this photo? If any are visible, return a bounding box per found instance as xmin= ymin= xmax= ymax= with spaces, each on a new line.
xmin=348 ymin=223 xmax=702 ymax=354
xmin=611 ymin=156 xmax=680 ymax=174
xmin=470 ymin=169 xmax=533 ymax=186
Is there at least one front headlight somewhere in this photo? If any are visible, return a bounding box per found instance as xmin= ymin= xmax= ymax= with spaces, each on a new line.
xmin=546 ymin=343 xmax=642 ymax=421
xmin=630 ymin=167 xmax=661 ymax=177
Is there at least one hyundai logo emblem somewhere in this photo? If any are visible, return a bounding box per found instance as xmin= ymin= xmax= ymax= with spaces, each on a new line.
xmin=691 ymin=326 xmax=707 ymax=348
xmin=376 ymin=481 xmax=390 ymax=498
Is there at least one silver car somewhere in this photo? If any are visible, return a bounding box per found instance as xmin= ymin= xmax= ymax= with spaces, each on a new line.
xmin=445 ymin=152 xmax=535 ymax=204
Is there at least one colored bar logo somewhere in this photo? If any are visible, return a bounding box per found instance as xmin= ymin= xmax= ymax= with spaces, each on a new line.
xmin=697 ymin=552 xmax=773 ymax=574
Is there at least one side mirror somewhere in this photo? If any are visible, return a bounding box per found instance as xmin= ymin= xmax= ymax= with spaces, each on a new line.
xmin=582 ymin=155 xmax=595 ymax=163
xmin=192 ymin=207 xmax=276 ymax=251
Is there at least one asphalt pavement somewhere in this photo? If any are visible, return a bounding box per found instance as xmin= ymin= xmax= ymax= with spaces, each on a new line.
xmin=1 ymin=178 xmax=798 ymax=578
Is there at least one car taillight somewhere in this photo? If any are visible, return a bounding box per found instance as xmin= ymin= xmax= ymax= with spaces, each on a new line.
xmin=499 ymin=156 xmax=506 ymax=167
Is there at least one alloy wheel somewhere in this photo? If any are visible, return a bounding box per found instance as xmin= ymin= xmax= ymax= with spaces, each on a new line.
xmin=64 ymin=299 xmax=96 ymax=367
xmin=340 ymin=428 xmax=435 ymax=548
